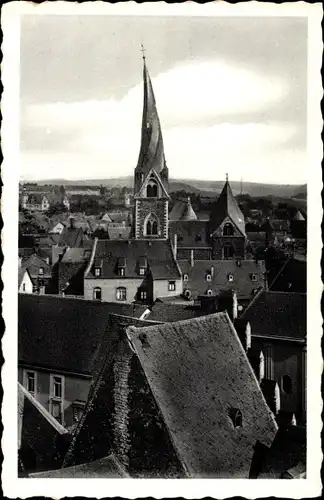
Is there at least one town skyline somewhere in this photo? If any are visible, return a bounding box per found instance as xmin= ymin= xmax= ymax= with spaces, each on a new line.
xmin=20 ymin=15 xmax=307 ymax=185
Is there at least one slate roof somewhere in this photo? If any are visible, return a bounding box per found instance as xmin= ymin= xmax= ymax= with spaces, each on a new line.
xmin=268 ymin=258 xmax=306 ymax=293
xmin=18 ymin=294 xmax=147 ymax=375
xmin=148 ymin=301 xmax=206 ymax=322
xmin=179 ymin=259 xmax=265 ymax=300
xmin=107 ymin=227 xmax=132 ymax=240
xmin=21 ymin=253 xmax=52 ymax=278
xmin=61 ymin=247 xmax=92 ymax=263
xmin=58 ymin=226 xmax=86 ymax=247
xmin=169 ymin=198 xmax=198 ymax=221
xmin=169 ymin=220 xmax=210 ymax=248
xmin=240 ymin=291 xmax=306 ymax=340
xmin=127 ymin=313 xmax=278 ymax=477
xmin=85 ymin=239 xmax=181 ymax=280
xmin=210 ymin=181 xmax=246 ymax=236
xmin=29 ymin=455 xmax=129 ymax=478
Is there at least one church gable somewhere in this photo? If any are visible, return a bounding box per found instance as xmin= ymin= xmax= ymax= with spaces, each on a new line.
xmin=136 ymin=168 xmax=169 ymax=200
xmin=211 ymin=216 xmax=245 ymax=238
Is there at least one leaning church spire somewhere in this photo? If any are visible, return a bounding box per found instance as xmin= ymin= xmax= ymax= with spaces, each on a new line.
xmin=134 ymin=47 xmax=168 ymax=196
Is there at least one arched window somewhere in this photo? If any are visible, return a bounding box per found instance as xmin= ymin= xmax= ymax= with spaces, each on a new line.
xmin=145 ymin=214 xmax=159 ymax=236
xmin=223 ymin=223 xmax=234 ymax=236
xmin=146 ymin=179 xmax=158 ymax=198
xmin=93 ymin=287 xmax=102 ymax=301
xmin=229 ymin=408 xmax=243 ymax=428
xmin=282 ymin=375 xmax=292 ymax=394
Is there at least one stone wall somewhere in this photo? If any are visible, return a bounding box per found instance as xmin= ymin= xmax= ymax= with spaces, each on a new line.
xmin=135 ymin=199 xmax=168 ymax=239
xmin=212 ymin=236 xmax=246 ymax=260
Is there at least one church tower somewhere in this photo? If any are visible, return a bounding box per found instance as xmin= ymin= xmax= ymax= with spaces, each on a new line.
xmin=133 ymin=49 xmax=169 ymax=239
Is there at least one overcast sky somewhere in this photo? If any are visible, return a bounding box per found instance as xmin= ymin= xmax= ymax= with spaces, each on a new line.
xmin=20 ymin=14 xmax=307 ymax=184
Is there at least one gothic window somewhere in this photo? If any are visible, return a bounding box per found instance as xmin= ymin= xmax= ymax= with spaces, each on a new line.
xmin=152 ymin=220 xmax=158 ymax=235
xmin=145 ymin=215 xmax=159 ymax=236
xmin=116 ymin=287 xmax=127 ymax=301
xmin=229 ymin=408 xmax=243 ymax=428
xmin=223 ymin=223 xmax=234 ymax=236
xmin=146 ymin=179 xmax=158 ymax=198
xmin=93 ymin=287 xmax=102 ymax=301
xmin=223 ymin=245 xmax=234 ymax=259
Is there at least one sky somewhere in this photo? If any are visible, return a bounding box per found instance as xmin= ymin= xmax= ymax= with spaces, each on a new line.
xmin=20 ymin=14 xmax=308 ymax=184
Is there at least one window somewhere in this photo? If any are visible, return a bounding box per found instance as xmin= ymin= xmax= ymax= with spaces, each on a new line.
xmin=223 ymin=223 xmax=234 ymax=236
xmin=93 ymin=287 xmax=102 ymax=301
xmin=94 ymin=267 xmax=101 ymax=277
xmin=145 ymin=215 xmax=159 ymax=236
xmin=228 ymin=274 xmax=234 ymax=282
xmin=139 ymin=267 xmax=146 ymax=276
xmin=116 ymin=287 xmax=127 ymax=301
xmin=38 ymin=267 xmax=44 ymax=275
xmin=53 ymin=376 xmax=63 ymax=399
xmin=140 ymin=290 xmax=147 ymax=300
xmin=118 ymin=267 xmax=125 ymax=277
xmin=72 ymin=401 xmax=86 ymax=423
xmin=146 ymin=179 xmax=158 ymax=198
xmin=229 ymin=408 xmax=243 ymax=428
xmin=207 ymin=289 xmax=213 ymax=296
xmin=282 ymin=375 xmax=292 ymax=394
xmin=251 ymin=274 xmax=257 ymax=282
xmin=22 ymin=283 xmax=26 ymax=292
xmin=206 ymin=274 xmax=212 ymax=282
xmin=51 ymin=400 xmax=62 ymax=424
xmin=25 ymin=371 xmax=36 ymax=395
xmin=183 ymin=274 xmax=188 ymax=282
xmin=223 ymin=245 xmax=234 ymax=259
xmin=168 ymin=281 xmax=176 ymax=291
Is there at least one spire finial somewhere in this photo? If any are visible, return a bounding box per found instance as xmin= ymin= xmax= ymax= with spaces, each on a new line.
xmin=226 ymin=173 xmax=229 ymax=182
xmin=140 ymin=43 xmax=146 ymax=62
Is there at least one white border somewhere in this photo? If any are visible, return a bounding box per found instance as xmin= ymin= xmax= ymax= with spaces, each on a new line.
xmin=2 ymin=2 xmax=323 ymax=498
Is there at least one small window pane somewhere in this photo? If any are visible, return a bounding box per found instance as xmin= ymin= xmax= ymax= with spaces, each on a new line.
xmin=26 ymin=372 xmax=35 ymax=393
xmin=53 ymin=376 xmax=62 ymax=399
xmin=168 ymin=281 xmax=176 ymax=291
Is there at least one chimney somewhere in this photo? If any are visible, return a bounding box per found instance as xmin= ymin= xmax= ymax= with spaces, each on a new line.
xmin=173 ymin=234 xmax=177 ymax=259
xmin=241 ymin=321 xmax=251 ymax=351
xmin=190 ymin=249 xmax=194 ymax=267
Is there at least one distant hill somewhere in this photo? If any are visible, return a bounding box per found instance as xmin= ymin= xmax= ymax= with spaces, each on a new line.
xmin=29 ymin=177 xmax=306 ymax=199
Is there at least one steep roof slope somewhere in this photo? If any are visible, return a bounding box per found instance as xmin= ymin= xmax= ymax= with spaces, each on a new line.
xmin=127 ymin=312 xmax=278 ymax=477
xmin=29 ymin=455 xmax=129 ymax=478
xmin=240 ymin=291 xmax=306 ymax=340
xmin=210 ymin=181 xmax=246 ymax=236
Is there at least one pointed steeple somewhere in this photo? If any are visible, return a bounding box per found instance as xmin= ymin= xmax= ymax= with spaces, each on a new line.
xmin=134 ymin=53 xmax=167 ymax=195
xmin=181 ymin=197 xmax=197 ymax=221
xmin=211 ymin=179 xmax=246 ymax=236
xmin=293 ymin=210 xmax=305 ymax=221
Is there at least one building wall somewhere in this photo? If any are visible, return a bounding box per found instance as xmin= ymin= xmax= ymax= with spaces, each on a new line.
xmin=19 ymin=366 xmax=92 ymax=429
xmin=177 ymin=248 xmax=211 ymax=260
xmin=135 ymin=199 xmax=168 ymax=239
xmin=251 ymin=337 xmax=305 ymax=423
xmin=19 ymin=273 xmax=33 ymax=294
xmin=84 ymin=277 xmax=147 ymax=303
xmin=212 ymin=236 xmax=246 ymax=260
xmin=153 ymin=278 xmax=183 ymax=300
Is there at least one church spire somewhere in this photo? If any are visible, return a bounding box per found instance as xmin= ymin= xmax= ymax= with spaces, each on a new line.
xmin=134 ymin=50 xmax=167 ymax=195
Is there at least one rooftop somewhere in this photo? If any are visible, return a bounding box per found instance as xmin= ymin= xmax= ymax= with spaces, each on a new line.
xmin=29 ymin=455 xmax=129 ymax=478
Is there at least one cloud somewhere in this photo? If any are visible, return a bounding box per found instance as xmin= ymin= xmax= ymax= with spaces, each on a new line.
xmin=20 ymin=60 xmax=304 ymax=183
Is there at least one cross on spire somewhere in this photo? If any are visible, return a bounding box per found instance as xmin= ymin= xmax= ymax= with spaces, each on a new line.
xmin=140 ymin=43 xmax=146 ymax=61
xmin=226 ymin=173 xmax=229 ymax=182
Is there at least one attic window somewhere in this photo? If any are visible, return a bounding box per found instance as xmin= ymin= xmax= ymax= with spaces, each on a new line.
xmin=229 ymin=408 xmax=243 ymax=428
xmin=223 ymin=223 xmax=234 ymax=236
xmin=206 ymin=274 xmax=212 ymax=282
xmin=195 ymin=234 xmax=202 ymax=242
xmin=38 ymin=267 xmax=44 ymax=275
xmin=139 ymin=267 xmax=146 ymax=276
xmin=95 ymin=267 xmax=101 ymax=277
xmin=251 ymin=273 xmax=257 ymax=282
xmin=228 ymin=274 xmax=234 ymax=282
xmin=236 ymin=260 xmax=242 ymax=267
xmin=207 ymin=289 xmax=213 ymax=296
xmin=183 ymin=273 xmax=188 ymax=281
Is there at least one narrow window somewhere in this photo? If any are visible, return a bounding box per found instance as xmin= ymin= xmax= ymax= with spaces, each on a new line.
xmin=146 ymin=220 xmax=152 ymax=236
xmin=223 ymin=245 xmax=234 ymax=259
xmin=229 ymin=408 xmax=243 ymax=428
xmin=38 ymin=267 xmax=44 ymax=275
xmin=95 ymin=267 xmax=101 ymax=277
xmin=206 ymin=274 xmax=212 ymax=282
xmin=152 ymin=220 xmax=158 ymax=235
xmin=251 ymin=274 xmax=257 ymax=282
xmin=22 ymin=283 xmax=26 ymax=292
xmin=223 ymin=223 xmax=234 ymax=236
xmin=118 ymin=267 xmax=125 ymax=277
xmin=207 ymin=289 xmax=213 ymax=296
xmin=282 ymin=375 xmax=292 ymax=394
xmin=183 ymin=274 xmax=188 ymax=281
xmin=168 ymin=281 xmax=176 ymax=292
xmin=53 ymin=376 xmax=62 ymax=399
xmin=25 ymin=371 xmax=36 ymax=395
xmin=116 ymin=287 xmax=127 ymax=301
xmin=93 ymin=287 xmax=102 ymax=301
xmin=140 ymin=290 xmax=147 ymax=300
xmin=139 ymin=267 xmax=145 ymax=276
xmin=228 ymin=274 xmax=234 ymax=282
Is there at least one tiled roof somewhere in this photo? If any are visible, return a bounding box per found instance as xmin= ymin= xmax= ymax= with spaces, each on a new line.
xmin=210 ymin=181 xmax=246 ymax=236
xmin=268 ymin=258 xmax=306 ymax=293
xmin=169 ymin=198 xmax=197 ymax=221
xmin=29 ymin=455 xmax=129 ymax=478
xmin=240 ymin=291 xmax=306 ymax=340
xmin=61 ymin=247 xmax=92 ymax=263
xmin=107 ymin=227 xmax=132 ymax=240
xmin=85 ymin=239 xmax=181 ymax=280
xmin=18 ymin=294 xmax=147 ymax=375
xmin=58 ymin=226 xmax=85 ymax=247
xmin=127 ymin=312 xmax=277 ymax=477
xmin=169 ymin=220 xmax=210 ymax=248
xmin=179 ymin=259 xmax=265 ymax=300
xmin=148 ymin=301 xmax=206 ymax=322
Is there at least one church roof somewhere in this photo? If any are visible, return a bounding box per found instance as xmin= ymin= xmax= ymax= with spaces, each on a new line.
xmin=293 ymin=210 xmax=305 ymax=221
xmin=134 ymin=59 xmax=167 ymax=194
xmin=210 ymin=181 xmax=246 ymax=236
xmin=126 ymin=313 xmax=278 ymax=477
xmin=170 ymin=197 xmax=198 ymax=221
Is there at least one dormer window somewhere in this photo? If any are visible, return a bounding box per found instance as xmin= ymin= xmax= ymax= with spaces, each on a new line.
xmin=183 ymin=274 xmax=188 ymax=281
xmin=38 ymin=267 xmax=44 ymax=275
xmin=138 ymin=257 xmax=147 ymax=276
xmin=251 ymin=273 xmax=257 ymax=282
xmin=139 ymin=267 xmax=145 ymax=276
xmin=223 ymin=223 xmax=234 ymax=236
xmin=118 ymin=267 xmax=125 ymax=277
xmin=95 ymin=267 xmax=101 ymax=277
xmin=206 ymin=274 xmax=212 ymax=282
xmin=229 ymin=408 xmax=243 ymax=428
xmin=117 ymin=257 xmax=126 ymax=276
xmin=228 ymin=274 xmax=234 ymax=282
xmin=207 ymin=289 xmax=213 ymax=296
